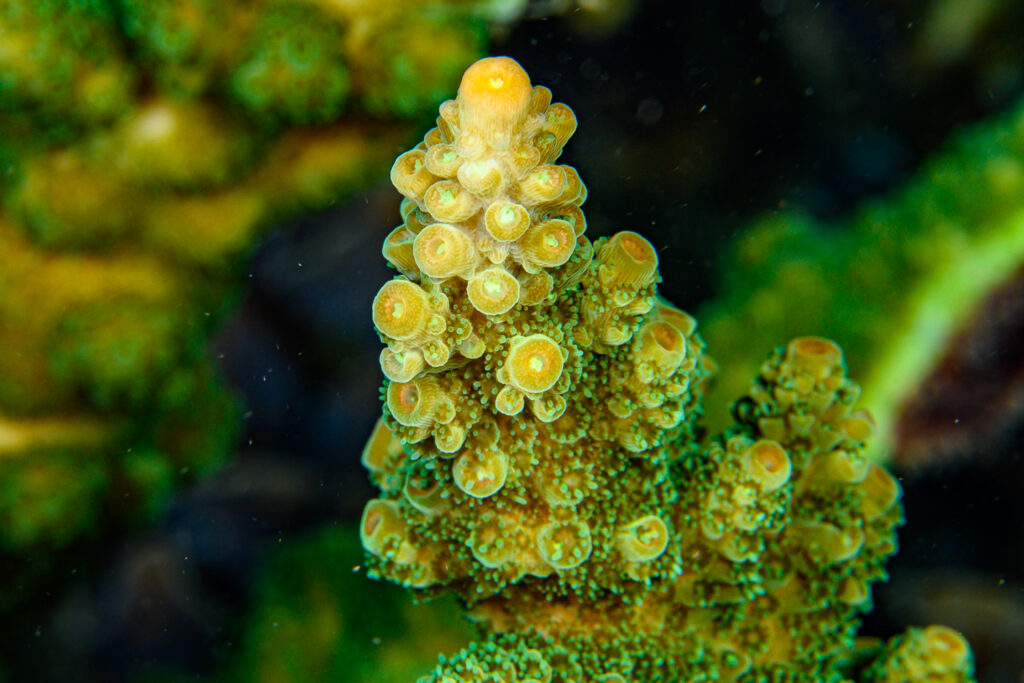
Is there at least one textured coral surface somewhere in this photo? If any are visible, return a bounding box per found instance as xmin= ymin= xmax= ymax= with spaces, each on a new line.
xmin=0 ymin=0 xmax=493 ymax=563
xmin=360 ymin=57 xmax=977 ymax=682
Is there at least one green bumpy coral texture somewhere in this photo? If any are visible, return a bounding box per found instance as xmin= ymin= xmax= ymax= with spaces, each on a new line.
xmin=229 ymin=2 xmax=352 ymax=125
xmin=0 ymin=0 xmax=134 ymax=139
xmin=699 ymin=96 xmax=1024 ymax=459
xmin=0 ymin=0 xmax=499 ymax=583
xmin=359 ymin=57 xmax=977 ymax=682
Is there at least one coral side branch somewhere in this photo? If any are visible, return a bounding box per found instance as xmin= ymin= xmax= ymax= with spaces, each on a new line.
xmin=360 ymin=56 xmax=976 ymax=683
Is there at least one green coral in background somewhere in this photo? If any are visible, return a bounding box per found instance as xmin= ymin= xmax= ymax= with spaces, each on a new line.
xmin=700 ymin=97 xmax=1024 ymax=465
xmin=0 ymin=0 xmax=135 ymax=143
xmin=0 ymin=0 xmax=513 ymax=603
xmin=228 ymin=3 xmax=352 ymax=125
xmin=206 ymin=527 xmax=473 ymax=683
xmin=0 ymin=222 xmax=237 ymax=557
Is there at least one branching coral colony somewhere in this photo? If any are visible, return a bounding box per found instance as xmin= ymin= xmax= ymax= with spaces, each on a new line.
xmin=360 ymin=57 xmax=976 ymax=682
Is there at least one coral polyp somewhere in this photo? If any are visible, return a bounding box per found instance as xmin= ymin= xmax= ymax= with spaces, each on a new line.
xmin=360 ymin=57 xmax=976 ymax=681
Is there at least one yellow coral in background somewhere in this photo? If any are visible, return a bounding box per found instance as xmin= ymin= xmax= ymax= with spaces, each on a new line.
xmin=0 ymin=0 xmax=501 ymax=593
xmin=360 ymin=57 xmax=976 ymax=682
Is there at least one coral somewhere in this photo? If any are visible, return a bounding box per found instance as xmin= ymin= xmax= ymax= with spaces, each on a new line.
xmin=0 ymin=220 xmax=237 ymax=555
xmin=0 ymin=0 xmax=510 ymax=593
xmin=699 ymin=97 xmax=1024 ymax=466
xmin=0 ymin=0 xmax=134 ymax=141
xmin=360 ymin=57 xmax=976 ymax=681
xmin=860 ymin=625 xmax=974 ymax=682
xmin=211 ymin=527 xmax=474 ymax=683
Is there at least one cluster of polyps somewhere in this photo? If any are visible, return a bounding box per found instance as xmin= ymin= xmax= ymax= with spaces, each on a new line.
xmin=362 ymin=58 xmax=710 ymax=598
xmin=386 ymin=56 xmax=583 ymax=292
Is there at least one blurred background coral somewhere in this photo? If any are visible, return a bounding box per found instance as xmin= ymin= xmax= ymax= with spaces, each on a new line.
xmin=1 ymin=0 xmax=1023 ymax=681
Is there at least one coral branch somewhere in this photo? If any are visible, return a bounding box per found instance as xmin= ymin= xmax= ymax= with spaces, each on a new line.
xmin=361 ymin=56 xmax=975 ymax=683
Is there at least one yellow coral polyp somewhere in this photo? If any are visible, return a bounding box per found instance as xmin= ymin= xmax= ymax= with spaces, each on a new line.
xmin=839 ymin=410 xmax=876 ymax=443
xmin=380 ymin=347 xmax=426 ymax=383
xmin=791 ymin=520 xmax=865 ymax=564
xmin=518 ymin=219 xmax=576 ymax=270
xmin=502 ymin=334 xmax=564 ymax=394
xmin=484 ymin=201 xmax=531 ymax=242
xmin=785 ymin=336 xmax=842 ymax=380
xmin=540 ymin=102 xmax=577 ymax=157
xmin=508 ymin=141 xmax=543 ymax=178
xmin=536 ymin=518 xmax=593 ymax=570
xmin=456 ymin=56 xmax=533 ymax=142
xmin=391 ymin=149 xmax=438 ymax=199
xmin=423 ymin=339 xmax=453 ymax=367
xmin=454 ymin=130 xmax=485 ymax=159
xmin=469 ymin=521 xmax=516 ymax=568
xmin=425 ymin=143 xmax=463 ymax=178
xmin=615 ymin=515 xmax=670 ymax=563
xmin=869 ymin=625 xmax=974 ymax=681
xmin=372 ymin=279 xmax=432 ymax=341
xmin=741 ymin=440 xmax=791 ymax=492
xmin=537 ymin=466 xmax=589 ymax=507
xmin=467 ymin=267 xmax=521 ymax=315
xmin=519 ymin=271 xmax=554 ymax=305
xmin=557 ymin=236 xmax=595 ymax=289
xmin=400 ymin=197 xmax=430 ymax=234
xmin=517 ymin=648 xmax=554 ymax=683
xmin=495 ymin=385 xmax=526 ymax=416
xmin=837 ymin=577 xmax=870 ymax=606
xmin=414 ymin=223 xmax=476 ymax=280
xmin=654 ymin=301 xmax=698 ymax=336
xmin=597 ymin=230 xmax=659 ymax=291
xmin=921 ymin=626 xmax=971 ymax=672
xmin=360 ymin=416 xmax=404 ymax=478
xmin=360 ymin=498 xmax=409 ymax=559
xmin=635 ymin=321 xmax=687 ymax=379
xmin=382 ymin=226 xmax=419 ymax=276
xmin=859 ymin=463 xmax=902 ymax=520
xmin=550 ymin=203 xmax=586 ymax=236
xmin=453 ymin=449 xmax=509 ymax=498
xmin=424 ymin=180 xmax=479 ymax=223
xmin=557 ymin=165 xmax=585 ymax=204
xmin=517 ymin=165 xmax=566 ymax=205
xmin=403 ymin=466 xmax=450 ymax=516
xmin=799 ymin=449 xmax=869 ymax=490
xmin=434 ymin=421 xmax=468 ymax=453
xmin=386 ymin=376 xmax=446 ymax=428
xmin=529 ymin=393 xmax=567 ymax=423
xmin=457 ymin=159 xmax=505 ymax=195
